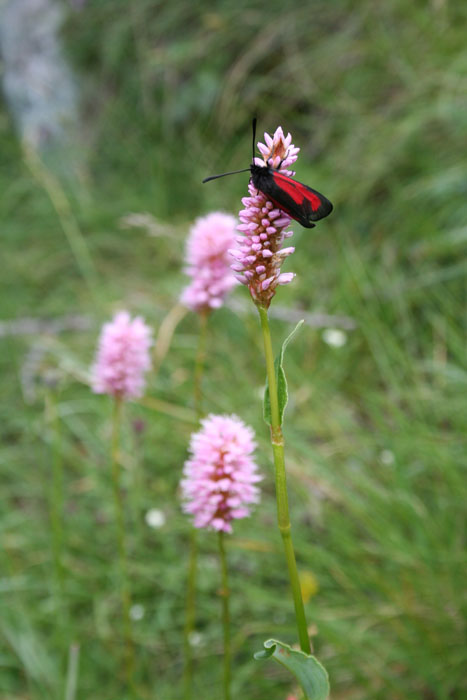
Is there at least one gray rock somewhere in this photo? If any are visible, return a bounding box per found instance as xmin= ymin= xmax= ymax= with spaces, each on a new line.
xmin=0 ymin=0 xmax=78 ymax=149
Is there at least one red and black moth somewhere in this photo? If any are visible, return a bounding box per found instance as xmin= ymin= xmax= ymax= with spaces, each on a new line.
xmin=203 ymin=118 xmax=333 ymax=229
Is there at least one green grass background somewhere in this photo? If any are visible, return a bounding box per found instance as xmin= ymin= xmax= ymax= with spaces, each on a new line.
xmin=0 ymin=0 xmax=466 ymax=698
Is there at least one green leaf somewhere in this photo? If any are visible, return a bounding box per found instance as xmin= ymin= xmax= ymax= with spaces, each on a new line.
xmin=254 ymin=638 xmax=329 ymax=700
xmin=263 ymin=320 xmax=304 ymax=426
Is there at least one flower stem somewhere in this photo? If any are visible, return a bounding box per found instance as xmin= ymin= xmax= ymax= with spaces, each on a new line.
xmin=111 ymin=397 xmax=134 ymax=687
xmin=183 ymin=526 xmax=198 ymax=700
xmin=65 ymin=643 xmax=80 ymax=700
xmin=47 ymin=390 xmax=65 ymax=597
xmin=183 ymin=311 xmax=209 ymax=699
xmin=193 ymin=311 xmax=208 ymax=418
xmin=218 ymin=531 xmax=231 ymax=700
xmin=257 ymin=305 xmax=311 ymax=655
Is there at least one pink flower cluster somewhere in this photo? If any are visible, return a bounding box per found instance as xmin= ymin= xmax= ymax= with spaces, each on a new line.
xmin=230 ymin=127 xmax=300 ymax=307
xmin=180 ymin=414 xmax=261 ymax=533
xmin=181 ymin=212 xmax=238 ymax=313
xmin=91 ymin=311 xmax=152 ymax=399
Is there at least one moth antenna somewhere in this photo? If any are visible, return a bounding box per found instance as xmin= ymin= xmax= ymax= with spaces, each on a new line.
xmin=202 ymin=168 xmax=251 ymax=184
xmin=251 ymin=117 xmax=257 ymax=164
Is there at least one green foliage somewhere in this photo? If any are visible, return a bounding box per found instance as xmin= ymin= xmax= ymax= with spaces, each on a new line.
xmin=255 ymin=638 xmax=329 ymax=699
xmin=264 ymin=319 xmax=304 ymax=426
xmin=1 ymin=0 xmax=466 ymax=698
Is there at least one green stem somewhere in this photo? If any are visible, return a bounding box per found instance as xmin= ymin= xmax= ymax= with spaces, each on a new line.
xmin=111 ymin=397 xmax=134 ymax=687
xmin=183 ymin=311 xmax=209 ymax=699
xmin=257 ymin=305 xmax=311 ymax=655
xmin=131 ymin=422 xmax=145 ymax=546
xmin=183 ymin=528 xmax=198 ymax=700
xmin=218 ymin=532 xmax=231 ymax=700
xmin=47 ymin=391 xmax=65 ymax=597
xmin=193 ymin=311 xmax=208 ymax=419
xmin=65 ymin=643 xmax=80 ymax=700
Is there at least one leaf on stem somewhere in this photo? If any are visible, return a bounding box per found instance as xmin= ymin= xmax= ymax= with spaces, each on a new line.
xmin=254 ymin=638 xmax=329 ymax=700
xmin=263 ymin=320 xmax=304 ymax=426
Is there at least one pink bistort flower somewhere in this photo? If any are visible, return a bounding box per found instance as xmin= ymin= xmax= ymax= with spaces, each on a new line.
xmin=230 ymin=126 xmax=300 ymax=308
xmin=91 ymin=311 xmax=152 ymax=399
xmin=180 ymin=414 xmax=261 ymax=533
xmin=181 ymin=212 xmax=238 ymax=313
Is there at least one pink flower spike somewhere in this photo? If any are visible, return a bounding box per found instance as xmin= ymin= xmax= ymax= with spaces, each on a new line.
xmin=181 ymin=212 xmax=238 ymax=314
xmin=91 ymin=311 xmax=153 ymax=400
xmin=230 ymin=125 xmax=299 ymax=307
xmin=180 ymin=414 xmax=261 ymax=533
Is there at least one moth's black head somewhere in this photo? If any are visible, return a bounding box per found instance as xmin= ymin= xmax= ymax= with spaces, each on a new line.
xmin=250 ymin=162 xmax=268 ymax=175
xmin=249 ymin=162 xmax=272 ymax=189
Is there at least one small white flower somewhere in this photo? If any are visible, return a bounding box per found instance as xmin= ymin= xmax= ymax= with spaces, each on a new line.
xmin=322 ymin=328 xmax=347 ymax=348
xmin=145 ymin=508 xmax=166 ymax=529
xmin=130 ymin=604 xmax=145 ymax=621
xmin=189 ymin=631 xmax=203 ymax=647
xmin=380 ymin=449 xmax=395 ymax=465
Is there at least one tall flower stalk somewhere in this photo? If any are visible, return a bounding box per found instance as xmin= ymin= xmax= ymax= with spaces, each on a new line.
xmin=193 ymin=311 xmax=208 ymax=419
xmin=183 ymin=311 xmax=207 ymax=700
xmin=218 ymin=531 xmax=231 ymax=700
xmin=180 ymin=213 xmax=237 ymax=699
xmin=180 ymin=414 xmax=261 ymax=700
xmin=230 ymin=126 xmax=312 ymax=653
xmin=258 ymin=305 xmax=311 ymax=654
xmin=110 ymin=396 xmax=133 ymax=675
xmin=91 ymin=310 xmax=153 ymax=688
xmin=46 ymin=388 xmax=65 ymax=598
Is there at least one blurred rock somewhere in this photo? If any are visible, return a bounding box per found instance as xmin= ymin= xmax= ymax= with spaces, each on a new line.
xmin=0 ymin=0 xmax=77 ymax=150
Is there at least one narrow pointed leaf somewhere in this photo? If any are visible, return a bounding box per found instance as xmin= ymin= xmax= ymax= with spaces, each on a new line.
xmin=254 ymin=638 xmax=329 ymax=699
xmin=264 ymin=320 xmax=304 ymax=426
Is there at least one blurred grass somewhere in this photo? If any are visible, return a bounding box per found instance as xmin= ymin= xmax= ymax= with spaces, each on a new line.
xmin=0 ymin=0 xmax=466 ymax=698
